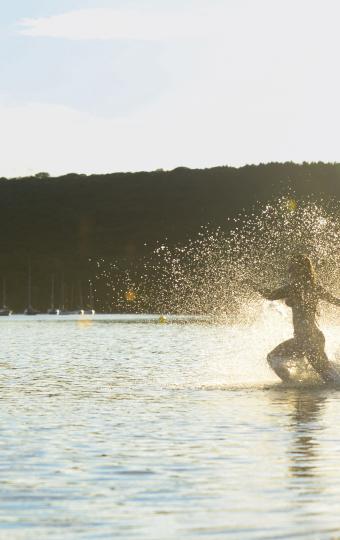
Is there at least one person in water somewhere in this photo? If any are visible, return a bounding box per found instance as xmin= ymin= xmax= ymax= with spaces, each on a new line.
xmin=257 ymin=254 xmax=340 ymax=383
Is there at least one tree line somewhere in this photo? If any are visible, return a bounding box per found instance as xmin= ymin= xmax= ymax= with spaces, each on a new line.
xmin=0 ymin=161 xmax=339 ymax=311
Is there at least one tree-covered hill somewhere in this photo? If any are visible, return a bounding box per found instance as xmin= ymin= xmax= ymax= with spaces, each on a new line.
xmin=1 ymin=162 xmax=339 ymax=311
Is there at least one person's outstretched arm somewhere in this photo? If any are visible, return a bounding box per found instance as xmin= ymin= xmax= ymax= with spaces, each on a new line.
xmin=319 ymin=286 xmax=340 ymax=306
xmin=258 ymin=285 xmax=290 ymax=301
xmin=247 ymin=281 xmax=289 ymax=300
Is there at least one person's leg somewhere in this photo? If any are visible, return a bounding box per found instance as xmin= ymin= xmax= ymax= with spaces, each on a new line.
xmin=267 ymin=339 xmax=298 ymax=382
xmin=305 ymin=331 xmax=337 ymax=383
xmin=305 ymin=349 xmax=336 ymax=383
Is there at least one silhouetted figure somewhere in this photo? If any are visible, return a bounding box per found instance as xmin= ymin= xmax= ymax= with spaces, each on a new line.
xmin=258 ymin=254 xmax=340 ymax=383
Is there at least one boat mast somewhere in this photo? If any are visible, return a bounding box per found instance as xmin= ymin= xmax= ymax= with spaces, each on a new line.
xmin=28 ymin=261 xmax=32 ymax=308
xmin=2 ymin=277 xmax=6 ymax=307
xmin=50 ymin=274 xmax=55 ymax=309
xmin=60 ymin=275 xmax=65 ymax=311
xmin=78 ymin=280 xmax=83 ymax=309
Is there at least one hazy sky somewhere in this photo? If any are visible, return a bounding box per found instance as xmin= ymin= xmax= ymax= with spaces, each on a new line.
xmin=1 ymin=0 xmax=340 ymax=177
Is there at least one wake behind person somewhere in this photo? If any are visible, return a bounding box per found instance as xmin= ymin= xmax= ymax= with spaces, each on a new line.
xmin=258 ymin=254 xmax=340 ymax=383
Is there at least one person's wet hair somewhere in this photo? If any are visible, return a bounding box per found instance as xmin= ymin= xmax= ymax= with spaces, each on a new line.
xmin=288 ymin=254 xmax=315 ymax=285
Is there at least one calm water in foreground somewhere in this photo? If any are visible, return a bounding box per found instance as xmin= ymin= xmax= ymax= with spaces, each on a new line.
xmin=1 ymin=312 xmax=340 ymax=539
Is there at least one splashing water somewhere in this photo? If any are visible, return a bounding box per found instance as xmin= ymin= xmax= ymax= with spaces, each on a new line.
xmin=137 ymin=197 xmax=340 ymax=319
xmin=94 ymin=197 xmax=340 ymax=382
xmin=95 ymin=197 xmax=340 ymax=318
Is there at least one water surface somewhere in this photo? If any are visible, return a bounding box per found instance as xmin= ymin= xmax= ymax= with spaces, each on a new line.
xmin=0 ymin=313 xmax=340 ymax=539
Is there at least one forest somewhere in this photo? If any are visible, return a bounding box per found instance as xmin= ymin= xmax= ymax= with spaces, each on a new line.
xmin=1 ymin=161 xmax=339 ymax=312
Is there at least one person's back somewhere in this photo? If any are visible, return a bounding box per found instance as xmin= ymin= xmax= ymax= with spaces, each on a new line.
xmin=286 ymin=282 xmax=320 ymax=339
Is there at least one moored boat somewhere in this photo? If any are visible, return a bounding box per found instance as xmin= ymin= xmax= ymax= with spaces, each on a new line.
xmin=24 ymin=305 xmax=39 ymax=316
xmin=0 ymin=278 xmax=12 ymax=315
xmin=24 ymin=262 xmax=39 ymax=315
xmin=47 ymin=274 xmax=59 ymax=314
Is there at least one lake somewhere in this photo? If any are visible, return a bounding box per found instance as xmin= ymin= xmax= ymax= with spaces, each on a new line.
xmin=0 ymin=311 xmax=340 ymax=539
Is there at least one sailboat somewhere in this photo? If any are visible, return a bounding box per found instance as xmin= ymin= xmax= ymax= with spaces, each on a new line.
xmin=82 ymin=281 xmax=95 ymax=315
xmin=59 ymin=278 xmax=95 ymax=316
xmin=24 ymin=262 xmax=39 ymax=315
xmin=47 ymin=274 xmax=59 ymax=315
xmin=0 ymin=278 xmax=11 ymax=316
xmin=59 ymin=278 xmax=71 ymax=315
xmin=75 ymin=281 xmax=95 ymax=315
xmin=59 ymin=279 xmax=79 ymax=315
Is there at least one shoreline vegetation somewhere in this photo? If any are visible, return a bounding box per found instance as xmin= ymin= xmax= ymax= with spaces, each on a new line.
xmin=1 ymin=161 xmax=340 ymax=312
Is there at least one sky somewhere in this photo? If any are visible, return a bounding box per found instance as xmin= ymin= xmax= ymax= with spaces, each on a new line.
xmin=1 ymin=0 xmax=340 ymax=177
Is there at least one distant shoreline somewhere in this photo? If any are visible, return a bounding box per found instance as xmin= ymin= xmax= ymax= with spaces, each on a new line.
xmin=0 ymin=161 xmax=339 ymax=312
